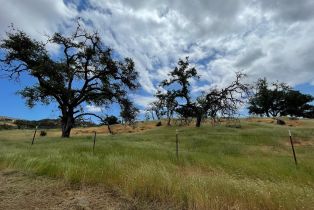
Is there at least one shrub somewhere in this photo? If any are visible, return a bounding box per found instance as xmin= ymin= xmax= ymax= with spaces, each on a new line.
xmin=276 ymin=118 xmax=285 ymax=125
xmin=0 ymin=124 xmax=12 ymax=130
xmin=156 ymin=121 xmax=162 ymax=126
xmin=40 ymin=130 xmax=47 ymax=136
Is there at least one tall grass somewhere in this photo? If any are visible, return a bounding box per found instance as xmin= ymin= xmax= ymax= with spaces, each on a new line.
xmin=1 ymin=120 xmax=314 ymax=209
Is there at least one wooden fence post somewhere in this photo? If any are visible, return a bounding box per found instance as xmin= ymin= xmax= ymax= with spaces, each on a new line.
xmin=176 ymin=129 xmax=179 ymax=159
xmin=289 ymin=130 xmax=298 ymax=167
xmin=31 ymin=126 xmax=38 ymax=145
xmin=93 ymin=131 xmax=97 ymax=153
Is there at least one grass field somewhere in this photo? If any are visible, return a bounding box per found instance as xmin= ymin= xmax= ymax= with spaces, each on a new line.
xmin=1 ymin=118 xmax=314 ymax=209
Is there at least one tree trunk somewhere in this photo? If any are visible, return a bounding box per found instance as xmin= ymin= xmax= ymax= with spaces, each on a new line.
xmin=61 ymin=111 xmax=74 ymax=138
xmin=167 ymin=117 xmax=171 ymax=126
xmin=107 ymin=124 xmax=113 ymax=134
xmin=167 ymin=110 xmax=173 ymax=126
xmin=211 ymin=118 xmax=216 ymax=127
xmin=196 ymin=115 xmax=202 ymax=127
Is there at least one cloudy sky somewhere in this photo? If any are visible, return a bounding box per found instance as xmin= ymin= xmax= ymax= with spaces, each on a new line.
xmin=0 ymin=0 xmax=314 ymax=120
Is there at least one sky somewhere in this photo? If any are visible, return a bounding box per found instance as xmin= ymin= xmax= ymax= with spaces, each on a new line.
xmin=0 ymin=0 xmax=314 ymax=120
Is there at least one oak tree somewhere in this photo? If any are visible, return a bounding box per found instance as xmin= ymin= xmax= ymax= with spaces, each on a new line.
xmin=160 ymin=57 xmax=199 ymax=124
xmin=247 ymin=78 xmax=314 ymax=118
xmin=0 ymin=23 xmax=139 ymax=137
xmin=196 ymin=73 xmax=250 ymax=127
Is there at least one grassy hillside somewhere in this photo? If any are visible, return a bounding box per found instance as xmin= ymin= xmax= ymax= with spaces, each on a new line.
xmin=1 ymin=119 xmax=314 ymax=209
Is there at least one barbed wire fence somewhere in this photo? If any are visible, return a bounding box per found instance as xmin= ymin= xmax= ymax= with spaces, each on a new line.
xmin=28 ymin=121 xmax=314 ymax=168
xmin=138 ymin=128 xmax=314 ymax=168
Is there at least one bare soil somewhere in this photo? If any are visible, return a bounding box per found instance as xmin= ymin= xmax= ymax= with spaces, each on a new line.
xmin=0 ymin=169 xmax=142 ymax=210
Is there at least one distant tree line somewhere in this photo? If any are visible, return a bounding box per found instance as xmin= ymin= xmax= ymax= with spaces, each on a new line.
xmin=14 ymin=118 xmax=97 ymax=129
xmin=248 ymin=78 xmax=314 ymax=118
xmin=15 ymin=119 xmax=60 ymax=129
xmin=147 ymin=58 xmax=314 ymax=127
xmin=7 ymin=115 xmax=120 ymax=131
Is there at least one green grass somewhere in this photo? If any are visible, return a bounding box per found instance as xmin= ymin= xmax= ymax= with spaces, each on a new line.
xmin=1 ymin=120 xmax=314 ymax=209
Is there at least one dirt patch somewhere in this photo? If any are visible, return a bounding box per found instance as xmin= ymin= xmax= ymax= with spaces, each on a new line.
xmin=0 ymin=169 xmax=146 ymax=210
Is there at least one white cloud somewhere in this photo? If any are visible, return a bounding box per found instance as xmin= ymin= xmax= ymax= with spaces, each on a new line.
xmin=0 ymin=0 xmax=77 ymax=53
xmin=130 ymin=94 xmax=156 ymax=108
xmin=78 ymin=0 xmax=314 ymax=92
xmin=86 ymin=105 xmax=102 ymax=113
xmin=1 ymin=0 xmax=314 ymax=108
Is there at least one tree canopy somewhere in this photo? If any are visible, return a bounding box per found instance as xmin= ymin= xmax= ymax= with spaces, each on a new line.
xmin=248 ymin=78 xmax=314 ymax=117
xmin=152 ymin=57 xmax=250 ymax=127
xmin=0 ymin=23 xmax=139 ymax=137
xmin=195 ymin=72 xmax=250 ymax=126
xmin=160 ymin=57 xmax=199 ymax=124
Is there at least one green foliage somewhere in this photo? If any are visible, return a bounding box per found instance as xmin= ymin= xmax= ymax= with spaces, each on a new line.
xmin=39 ymin=130 xmax=47 ymax=136
xmin=0 ymin=124 xmax=14 ymax=130
xmin=160 ymin=57 xmax=199 ymax=120
xmin=248 ymin=78 xmax=286 ymax=117
xmin=152 ymin=90 xmax=178 ymax=125
xmin=120 ymin=99 xmax=139 ymax=125
xmin=283 ymin=90 xmax=314 ymax=117
xmin=249 ymin=78 xmax=314 ymax=117
xmin=14 ymin=118 xmax=96 ymax=129
xmin=161 ymin=57 xmax=198 ymax=104
xmin=102 ymin=115 xmax=119 ymax=125
xmin=15 ymin=119 xmax=59 ymax=129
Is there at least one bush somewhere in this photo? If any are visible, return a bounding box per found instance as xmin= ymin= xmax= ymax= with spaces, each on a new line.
xmin=276 ymin=118 xmax=285 ymax=125
xmin=226 ymin=124 xmax=241 ymax=128
xmin=101 ymin=115 xmax=119 ymax=125
xmin=0 ymin=124 xmax=12 ymax=130
xmin=156 ymin=121 xmax=162 ymax=126
xmin=40 ymin=130 xmax=47 ymax=136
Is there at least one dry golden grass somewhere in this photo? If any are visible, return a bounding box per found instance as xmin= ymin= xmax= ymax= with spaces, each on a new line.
xmin=72 ymin=121 xmax=157 ymax=135
xmin=244 ymin=117 xmax=303 ymax=127
xmin=35 ymin=121 xmax=159 ymax=138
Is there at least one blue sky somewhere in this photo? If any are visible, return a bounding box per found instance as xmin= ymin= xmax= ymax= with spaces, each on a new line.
xmin=0 ymin=0 xmax=314 ymax=120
